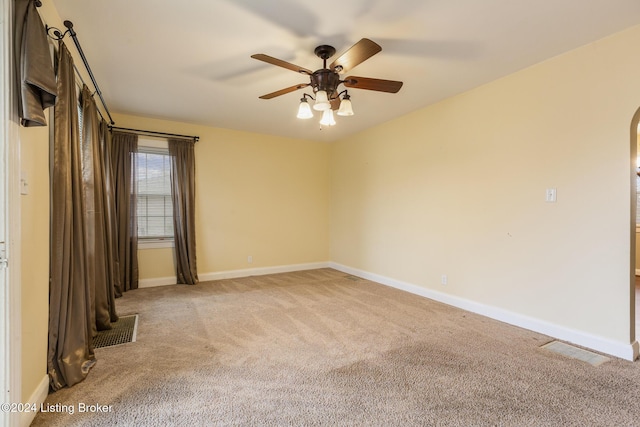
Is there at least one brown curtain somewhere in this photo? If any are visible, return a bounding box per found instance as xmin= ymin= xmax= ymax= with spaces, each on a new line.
xmin=99 ymin=120 xmax=122 ymax=304
xmin=14 ymin=0 xmax=57 ymax=126
xmin=169 ymin=139 xmax=198 ymax=285
xmin=48 ymin=42 xmax=95 ymax=391
xmin=111 ymin=132 xmax=139 ymax=294
xmin=81 ymin=85 xmax=118 ymax=333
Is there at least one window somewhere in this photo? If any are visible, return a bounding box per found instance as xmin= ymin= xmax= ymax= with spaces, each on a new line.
xmin=135 ymin=138 xmax=174 ymax=246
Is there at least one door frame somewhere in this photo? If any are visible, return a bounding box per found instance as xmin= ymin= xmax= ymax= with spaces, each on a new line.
xmin=1 ymin=0 xmax=23 ymax=424
xmin=630 ymin=110 xmax=639 ymax=348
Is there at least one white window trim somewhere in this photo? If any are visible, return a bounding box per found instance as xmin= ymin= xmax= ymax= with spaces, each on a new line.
xmin=138 ymin=237 xmax=174 ymax=250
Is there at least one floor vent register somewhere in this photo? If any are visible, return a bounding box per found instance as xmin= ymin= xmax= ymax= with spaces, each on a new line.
xmin=541 ymin=340 xmax=610 ymax=366
xmin=93 ymin=314 xmax=138 ymax=349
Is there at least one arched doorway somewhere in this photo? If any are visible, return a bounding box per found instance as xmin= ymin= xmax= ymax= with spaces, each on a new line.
xmin=630 ymin=109 xmax=639 ymax=352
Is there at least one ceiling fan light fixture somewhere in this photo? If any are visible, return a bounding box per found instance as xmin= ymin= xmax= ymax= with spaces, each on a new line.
xmin=337 ymin=95 xmax=354 ymax=116
xmin=319 ymin=109 xmax=336 ymax=126
xmin=296 ymin=97 xmax=314 ymax=119
xmin=252 ymin=39 xmax=403 ymax=128
xmin=313 ymin=90 xmax=331 ymax=111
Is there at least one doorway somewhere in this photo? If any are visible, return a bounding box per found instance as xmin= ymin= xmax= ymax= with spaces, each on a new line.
xmin=632 ymin=114 xmax=640 ymax=352
xmin=1 ymin=0 xmax=22 ymax=422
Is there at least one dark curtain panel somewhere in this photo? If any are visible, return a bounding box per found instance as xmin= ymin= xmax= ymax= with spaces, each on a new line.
xmin=169 ymin=139 xmax=198 ymax=285
xmin=99 ymin=120 xmax=121 ymax=309
xmin=48 ymin=42 xmax=95 ymax=391
xmin=81 ymin=85 xmax=118 ymax=332
xmin=111 ymin=132 xmax=139 ymax=294
xmin=14 ymin=0 xmax=57 ymax=126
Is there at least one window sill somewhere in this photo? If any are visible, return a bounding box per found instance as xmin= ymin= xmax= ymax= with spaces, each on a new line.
xmin=138 ymin=239 xmax=174 ymax=250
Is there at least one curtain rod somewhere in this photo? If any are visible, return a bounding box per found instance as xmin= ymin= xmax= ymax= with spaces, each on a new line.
xmin=109 ymin=126 xmax=200 ymax=142
xmin=63 ymin=21 xmax=114 ymax=125
xmin=46 ymin=20 xmax=115 ymax=125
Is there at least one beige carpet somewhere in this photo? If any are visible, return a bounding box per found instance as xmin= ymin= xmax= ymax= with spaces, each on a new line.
xmin=31 ymin=268 xmax=640 ymax=426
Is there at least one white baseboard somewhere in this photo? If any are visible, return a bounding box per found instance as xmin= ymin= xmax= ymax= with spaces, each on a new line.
xmin=20 ymin=375 xmax=48 ymax=427
xmin=199 ymin=262 xmax=330 ymax=282
xmin=138 ymin=262 xmax=331 ymax=288
xmin=138 ymin=276 xmax=177 ymax=288
xmin=329 ymin=262 xmax=639 ymax=362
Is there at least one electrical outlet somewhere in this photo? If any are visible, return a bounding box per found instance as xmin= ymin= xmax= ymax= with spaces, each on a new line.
xmin=247 ymin=255 xmax=253 ymax=264
xmin=441 ymin=274 xmax=448 ymax=285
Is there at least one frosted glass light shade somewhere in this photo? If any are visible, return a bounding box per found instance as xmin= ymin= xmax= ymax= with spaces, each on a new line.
xmin=337 ymin=97 xmax=354 ymax=116
xmin=297 ymin=98 xmax=313 ymax=119
xmin=319 ymin=109 xmax=336 ymax=126
xmin=313 ymin=90 xmax=331 ymax=111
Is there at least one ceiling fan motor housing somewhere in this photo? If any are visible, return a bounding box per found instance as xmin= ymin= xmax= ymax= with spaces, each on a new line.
xmin=311 ymin=69 xmax=341 ymax=99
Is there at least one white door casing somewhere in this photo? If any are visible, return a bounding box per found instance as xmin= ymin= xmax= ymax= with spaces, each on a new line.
xmin=1 ymin=0 xmax=23 ymax=425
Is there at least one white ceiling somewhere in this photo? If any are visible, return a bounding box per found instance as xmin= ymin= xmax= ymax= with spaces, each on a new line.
xmin=50 ymin=0 xmax=640 ymax=142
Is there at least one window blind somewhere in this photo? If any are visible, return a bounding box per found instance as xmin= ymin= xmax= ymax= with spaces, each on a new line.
xmin=136 ymin=149 xmax=173 ymax=239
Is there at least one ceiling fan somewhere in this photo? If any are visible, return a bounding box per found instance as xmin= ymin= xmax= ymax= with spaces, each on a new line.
xmin=251 ymin=38 xmax=403 ymax=126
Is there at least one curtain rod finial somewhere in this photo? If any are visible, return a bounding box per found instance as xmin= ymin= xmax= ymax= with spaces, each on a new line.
xmin=34 ymin=0 xmax=42 ymax=7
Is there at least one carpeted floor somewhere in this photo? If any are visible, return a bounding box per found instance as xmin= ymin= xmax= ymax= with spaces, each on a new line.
xmin=31 ymin=268 xmax=640 ymax=426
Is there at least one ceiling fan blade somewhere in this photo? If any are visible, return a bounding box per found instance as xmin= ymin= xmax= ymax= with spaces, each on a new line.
xmin=251 ymin=54 xmax=312 ymax=75
xmin=330 ymin=38 xmax=381 ymax=74
xmin=343 ymin=76 xmax=403 ymax=93
xmin=258 ymin=83 xmax=310 ymax=99
xmin=330 ymin=98 xmax=341 ymax=110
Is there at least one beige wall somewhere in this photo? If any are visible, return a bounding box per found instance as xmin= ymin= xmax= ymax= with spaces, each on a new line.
xmin=19 ymin=125 xmax=50 ymax=402
xmin=331 ymin=25 xmax=640 ymax=347
xmin=138 ymin=248 xmax=176 ymax=280
xmin=112 ymin=114 xmax=331 ymax=281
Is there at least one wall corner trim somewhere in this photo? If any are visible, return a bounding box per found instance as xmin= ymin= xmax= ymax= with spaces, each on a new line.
xmin=329 ymin=262 xmax=639 ymax=362
xmin=20 ymin=375 xmax=48 ymax=427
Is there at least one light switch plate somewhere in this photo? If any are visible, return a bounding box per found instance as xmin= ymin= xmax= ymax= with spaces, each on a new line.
xmin=545 ymin=188 xmax=556 ymax=203
xmin=20 ymin=171 xmax=28 ymax=195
